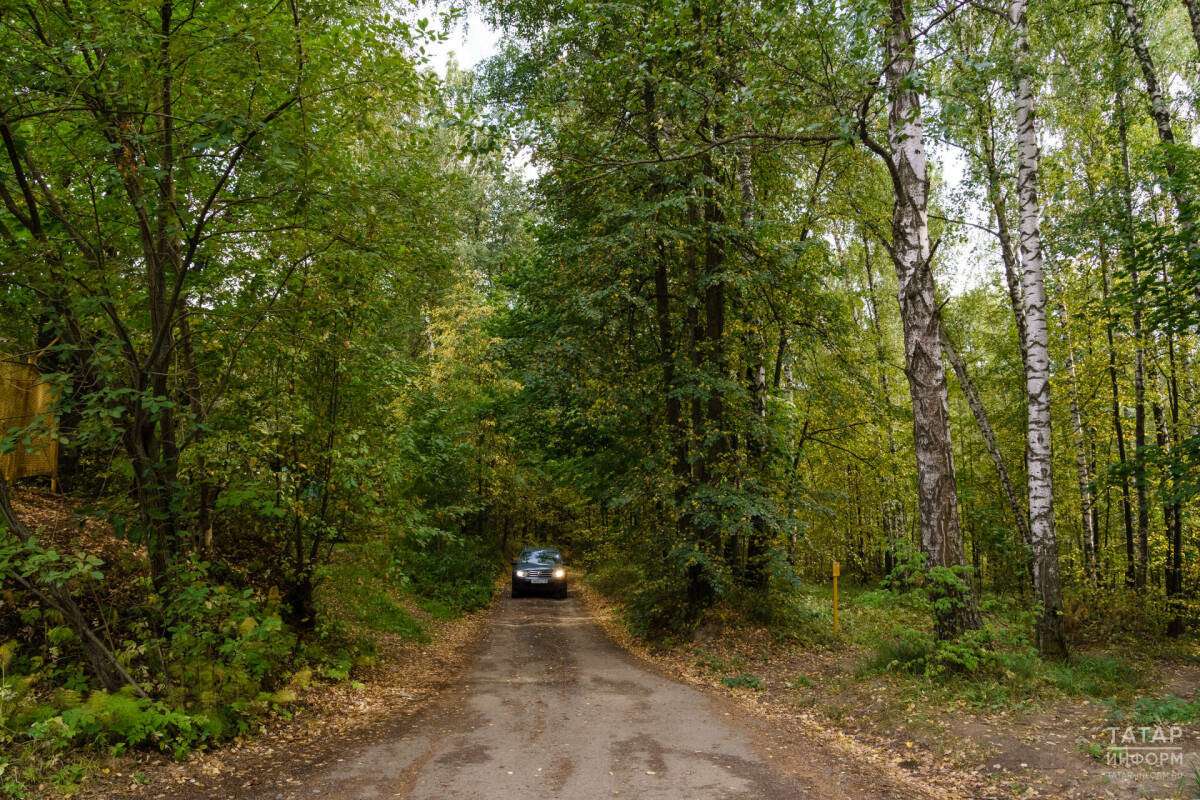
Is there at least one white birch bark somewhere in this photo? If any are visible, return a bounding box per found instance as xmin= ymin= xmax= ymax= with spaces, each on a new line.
xmin=878 ymin=0 xmax=980 ymax=638
xmin=1011 ymin=0 xmax=1067 ymax=657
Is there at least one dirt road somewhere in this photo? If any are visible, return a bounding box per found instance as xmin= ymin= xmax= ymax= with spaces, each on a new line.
xmin=304 ymin=592 xmax=796 ymax=799
xmin=270 ymin=592 xmax=939 ymax=800
xmin=134 ymin=590 xmax=945 ymax=800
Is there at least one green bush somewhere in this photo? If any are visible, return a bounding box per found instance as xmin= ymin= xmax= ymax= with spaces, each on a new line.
xmin=390 ymin=533 xmax=498 ymax=615
xmin=143 ymin=559 xmax=297 ymax=740
xmin=626 ymin=573 xmax=695 ymax=639
xmin=24 ymin=687 xmax=212 ymax=759
xmin=729 ymin=586 xmax=835 ymax=645
xmin=860 ymin=628 xmax=934 ymax=675
xmin=625 ymin=545 xmax=728 ymax=639
xmin=854 ymin=586 xmax=930 ymax=613
xmin=585 ymin=561 xmax=642 ymax=597
xmin=862 ymin=627 xmax=1002 ymax=677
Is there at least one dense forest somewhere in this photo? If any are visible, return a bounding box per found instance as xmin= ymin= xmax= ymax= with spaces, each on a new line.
xmin=1 ymin=0 xmax=1199 ymax=794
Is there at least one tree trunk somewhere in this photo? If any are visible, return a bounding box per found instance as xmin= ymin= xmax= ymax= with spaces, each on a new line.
xmin=1113 ymin=81 xmax=1151 ymax=589
xmin=873 ymin=0 xmax=981 ymax=639
xmin=738 ymin=142 xmax=771 ymax=593
xmin=177 ymin=302 xmax=215 ymax=555
xmin=687 ymin=196 xmax=705 ymax=489
xmin=940 ymin=327 xmax=1032 ymax=552
xmin=1108 ymin=77 xmax=1147 ymax=592
xmin=1099 ymin=245 xmax=1136 ymax=587
xmin=1057 ymin=304 xmax=1097 ymax=581
xmin=1151 ymin=391 xmax=1181 ymax=633
xmin=865 ymin=242 xmax=906 ymax=574
xmin=1165 ymin=343 xmax=1186 ymax=636
xmin=697 ymin=146 xmax=726 ymax=599
xmin=644 ymin=69 xmax=688 ymax=490
xmin=1133 ymin=306 xmax=1149 ymax=590
xmin=1184 ymin=0 xmax=1200 ymax=59
xmin=1010 ymin=0 xmax=1067 ymax=657
xmin=1119 ymin=0 xmax=1200 ymax=288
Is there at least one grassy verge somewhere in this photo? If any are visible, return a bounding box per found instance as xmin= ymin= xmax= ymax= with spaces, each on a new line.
xmin=318 ymin=543 xmax=432 ymax=647
xmin=2 ymin=537 xmax=498 ymax=799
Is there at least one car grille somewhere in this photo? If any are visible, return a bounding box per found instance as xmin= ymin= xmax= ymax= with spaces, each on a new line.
xmin=525 ymin=568 xmax=555 ymax=577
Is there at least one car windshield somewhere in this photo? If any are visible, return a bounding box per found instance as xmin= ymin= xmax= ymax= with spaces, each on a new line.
xmin=519 ymin=548 xmax=561 ymax=565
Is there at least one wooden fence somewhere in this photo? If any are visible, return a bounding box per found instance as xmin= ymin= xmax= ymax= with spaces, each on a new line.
xmin=0 ymin=358 xmax=58 ymax=484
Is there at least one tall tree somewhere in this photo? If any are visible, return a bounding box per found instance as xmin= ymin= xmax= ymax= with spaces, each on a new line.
xmin=1058 ymin=304 xmax=1098 ymax=581
xmin=1009 ymin=0 xmax=1067 ymax=656
xmin=861 ymin=0 xmax=982 ymax=639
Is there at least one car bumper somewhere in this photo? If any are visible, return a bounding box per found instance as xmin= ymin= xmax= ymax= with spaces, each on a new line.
xmin=512 ymin=576 xmax=566 ymax=591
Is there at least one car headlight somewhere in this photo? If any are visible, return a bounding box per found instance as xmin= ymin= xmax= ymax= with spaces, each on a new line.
xmin=515 ymin=570 xmax=526 ymax=578
xmin=554 ymin=568 xmax=565 ymax=579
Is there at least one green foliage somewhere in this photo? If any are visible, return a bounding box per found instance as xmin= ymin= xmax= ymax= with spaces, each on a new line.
xmin=851 ymin=585 xmax=1147 ymax=712
xmin=25 ymin=688 xmax=211 ymax=760
xmin=730 ymin=584 xmax=835 ymax=645
xmin=854 ymin=587 xmax=930 ymax=613
xmin=0 ymin=531 xmax=105 ymax=591
xmin=625 ymin=570 xmax=698 ymax=640
xmin=720 ymin=673 xmax=765 ymax=691
xmin=143 ymin=560 xmax=296 ymax=736
xmin=1045 ymin=655 xmax=1141 ymax=698
xmin=1106 ymin=694 xmax=1200 ymax=726
xmin=390 ymin=533 xmax=499 ymax=616
xmin=321 ymin=544 xmax=429 ymax=643
xmin=585 ymin=562 xmax=644 ymax=598
xmin=880 ymin=539 xmax=929 ymax=595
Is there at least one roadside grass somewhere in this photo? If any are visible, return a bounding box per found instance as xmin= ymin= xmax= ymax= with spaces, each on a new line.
xmin=317 ymin=536 xmax=503 ymax=644
xmin=699 ymin=580 xmax=1168 ymax=719
xmin=415 ymin=597 xmax=463 ymax=622
xmin=836 ymin=583 xmax=1153 ymax=711
xmin=586 ymin=562 xmax=1196 ymax=726
xmin=318 ymin=542 xmax=430 ymax=643
xmin=720 ymin=673 xmax=765 ymax=690
xmin=1102 ymin=693 xmax=1200 ymax=725
xmin=693 ymin=649 xmax=745 ymax=674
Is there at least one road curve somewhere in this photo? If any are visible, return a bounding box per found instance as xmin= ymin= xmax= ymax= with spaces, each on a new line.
xmin=306 ymin=591 xmax=802 ymax=799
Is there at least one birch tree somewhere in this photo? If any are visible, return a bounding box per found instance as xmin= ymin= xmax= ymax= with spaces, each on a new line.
xmin=1010 ymin=0 xmax=1067 ymax=657
xmin=861 ymin=0 xmax=982 ymax=639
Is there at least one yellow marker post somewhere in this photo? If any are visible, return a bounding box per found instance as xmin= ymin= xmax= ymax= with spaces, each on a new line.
xmin=832 ymin=561 xmax=840 ymax=637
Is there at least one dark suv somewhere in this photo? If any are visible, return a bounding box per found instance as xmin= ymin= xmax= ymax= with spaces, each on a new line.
xmin=511 ymin=547 xmax=567 ymax=599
